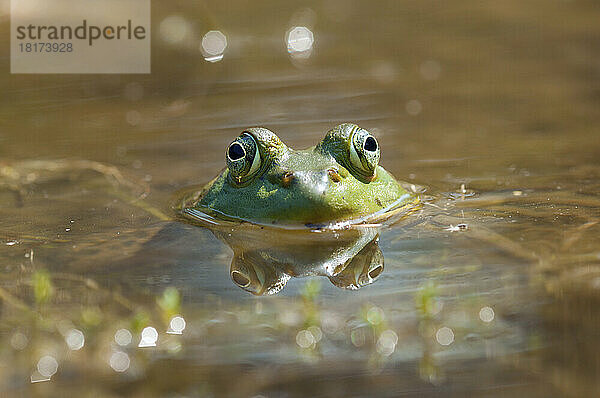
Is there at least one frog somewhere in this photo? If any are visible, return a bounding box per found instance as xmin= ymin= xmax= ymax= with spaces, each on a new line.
xmin=184 ymin=123 xmax=418 ymax=226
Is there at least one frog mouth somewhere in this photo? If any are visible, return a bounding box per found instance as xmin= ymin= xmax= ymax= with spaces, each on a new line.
xmin=174 ymin=178 xmax=424 ymax=230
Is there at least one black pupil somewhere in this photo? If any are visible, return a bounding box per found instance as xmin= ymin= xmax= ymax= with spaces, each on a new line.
xmin=228 ymin=143 xmax=245 ymax=160
xmin=364 ymin=136 xmax=377 ymax=152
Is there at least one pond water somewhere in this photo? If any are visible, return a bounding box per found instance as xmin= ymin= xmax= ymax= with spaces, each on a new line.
xmin=1 ymin=1 xmax=600 ymax=397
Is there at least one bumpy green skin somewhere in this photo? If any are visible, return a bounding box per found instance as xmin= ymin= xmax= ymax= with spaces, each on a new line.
xmin=196 ymin=125 xmax=411 ymax=225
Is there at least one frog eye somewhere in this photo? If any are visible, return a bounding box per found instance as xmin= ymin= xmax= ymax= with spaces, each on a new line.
xmin=316 ymin=123 xmax=381 ymax=183
xmin=349 ymin=128 xmax=380 ymax=177
xmin=226 ymin=132 xmax=262 ymax=183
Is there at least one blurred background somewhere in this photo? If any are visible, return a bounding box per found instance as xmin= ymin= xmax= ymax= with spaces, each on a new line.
xmin=1 ymin=0 xmax=599 ymax=397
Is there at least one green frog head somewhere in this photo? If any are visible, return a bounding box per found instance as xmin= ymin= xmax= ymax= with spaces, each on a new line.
xmin=192 ymin=123 xmax=415 ymax=226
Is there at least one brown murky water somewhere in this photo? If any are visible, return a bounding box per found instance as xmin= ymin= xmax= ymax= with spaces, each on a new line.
xmin=1 ymin=1 xmax=600 ymax=397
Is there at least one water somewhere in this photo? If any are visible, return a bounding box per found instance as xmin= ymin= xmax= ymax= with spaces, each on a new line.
xmin=1 ymin=0 xmax=600 ymax=396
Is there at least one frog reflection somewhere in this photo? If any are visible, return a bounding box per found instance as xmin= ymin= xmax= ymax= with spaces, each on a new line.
xmin=210 ymin=222 xmax=385 ymax=295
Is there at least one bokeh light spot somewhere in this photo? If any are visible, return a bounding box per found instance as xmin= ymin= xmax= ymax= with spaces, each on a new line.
xmin=296 ymin=329 xmax=316 ymax=348
xmin=366 ymin=306 xmax=385 ymax=325
xmin=139 ymin=326 xmax=158 ymax=347
xmin=286 ymin=26 xmax=314 ymax=58
xmin=37 ymin=355 xmax=58 ymax=378
xmin=201 ymin=31 xmax=227 ymax=62
xmin=436 ymin=326 xmax=454 ymax=346
xmin=65 ymin=329 xmax=85 ymax=350
xmin=10 ymin=331 xmax=28 ymax=350
xmin=126 ymin=110 xmax=142 ymax=126
xmin=114 ymin=329 xmax=133 ymax=347
xmin=351 ymin=328 xmax=366 ymax=347
xmin=168 ymin=316 xmax=186 ymax=334
xmin=479 ymin=306 xmax=495 ymax=323
xmin=406 ymin=99 xmax=422 ymax=116
xmin=376 ymin=329 xmax=398 ymax=356
xmin=307 ymin=326 xmax=323 ymax=343
xmin=159 ymin=15 xmax=189 ymax=44
xmin=109 ymin=351 xmax=130 ymax=372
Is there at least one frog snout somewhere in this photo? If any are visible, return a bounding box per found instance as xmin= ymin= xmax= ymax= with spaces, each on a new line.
xmin=279 ymin=170 xmax=340 ymax=195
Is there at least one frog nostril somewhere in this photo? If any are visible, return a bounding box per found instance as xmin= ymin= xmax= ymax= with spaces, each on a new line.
xmin=364 ymin=136 xmax=377 ymax=152
xmin=328 ymin=168 xmax=342 ymax=182
xmin=281 ymin=171 xmax=294 ymax=187
xmin=368 ymin=265 xmax=383 ymax=280
xmin=231 ymin=270 xmax=250 ymax=287
xmin=228 ymin=143 xmax=245 ymax=161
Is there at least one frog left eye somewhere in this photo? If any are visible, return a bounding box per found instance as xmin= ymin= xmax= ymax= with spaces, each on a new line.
xmin=226 ymin=132 xmax=262 ymax=183
xmin=349 ymin=128 xmax=380 ymax=177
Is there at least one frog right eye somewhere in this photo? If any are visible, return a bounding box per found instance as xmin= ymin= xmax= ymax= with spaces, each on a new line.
xmin=226 ymin=132 xmax=262 ymax=184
